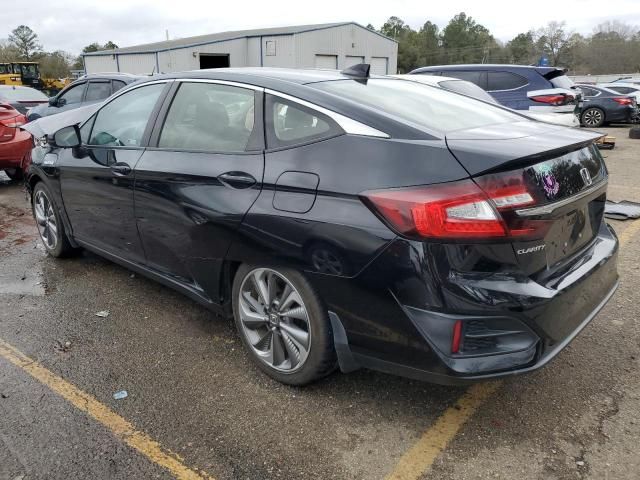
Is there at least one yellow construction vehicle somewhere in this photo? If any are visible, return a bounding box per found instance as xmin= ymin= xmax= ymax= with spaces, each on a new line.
xmin=0 ymin=62 xmax=71 ymax=95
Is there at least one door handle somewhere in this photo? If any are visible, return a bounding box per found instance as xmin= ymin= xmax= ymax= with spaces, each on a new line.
xmin=110 ymin=162 xmax=132 ymax=176
xmin=218 ymin=171 xmax=256 ymax=189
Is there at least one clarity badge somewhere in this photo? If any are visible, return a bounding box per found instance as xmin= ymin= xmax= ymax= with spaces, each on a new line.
xmin=537 ymin=164 xmax=559 ymax=198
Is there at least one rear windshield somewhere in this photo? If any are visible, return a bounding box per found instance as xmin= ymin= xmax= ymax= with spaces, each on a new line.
xmin=0 ymin=86 xmax=48 ymax=102
xmin=549 ymin=75 xmax=575 ymax=89
xmin=313 ymin=79 xmax=523 ymax=134
xmin=438 ymin=80 xmax=497 ymax=104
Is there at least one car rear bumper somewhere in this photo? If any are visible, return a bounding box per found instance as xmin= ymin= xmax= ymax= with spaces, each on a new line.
xmin=322 ymin=222 xmax=619 ymax=385
xmin=0 ymin=130 xmax=32 ymax=168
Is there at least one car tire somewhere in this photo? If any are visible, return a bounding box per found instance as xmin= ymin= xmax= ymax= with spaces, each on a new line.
xmin=581 ymin=107 xmax=605 ymax=128
xmin=31 ymin=182 xmax=76 ymax=258
xmin=4 ymin=168 xmax=23 ymax=181
xmin=232 ymin=264 xmax=337 ymax=386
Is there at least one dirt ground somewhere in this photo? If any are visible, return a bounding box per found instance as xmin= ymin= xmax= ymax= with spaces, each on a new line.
xmin=1 ymin=126 xmax=639 ymax=480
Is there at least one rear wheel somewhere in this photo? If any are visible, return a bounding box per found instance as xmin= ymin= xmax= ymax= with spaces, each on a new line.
xmin=32 ymin=182 xmax=75 ymax=257
xmin=232 ymin=265 xmax=336 ymax=385
xmin=4 ymin=168 xmax=23 ymax=181
xmin=581 ymin=107 xmax=605 ymax=128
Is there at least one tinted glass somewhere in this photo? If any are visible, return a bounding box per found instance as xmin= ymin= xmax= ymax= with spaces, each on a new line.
xmin=112 ymin=80 xmax=126 ymax=93
xmin=443 ymin=71 xmax=484 ymax=86
xmin=85 ymin=82 xmax=112 ymax=102
xmin=609 ymin=86 xmax=633 ymax=94
xmin=487 ymin=72 xmax=528 ymax=91
xmin=580 ymin=86 xmax=598 ymax=97
xmin=59 ymin=83 xmax=86 ymax=105
xmin=438 ymin=80 xmax=497 ymax=103
xmin=272 ymin=101 xmax=331 ymax=143
xmin=0 ymin=86 xmax=48 ymax=101
xmin=89 ymin=83 xmax=164 ymax=147
xmin=159 ymin=82 xmax=255 ymax=152
xmin=314 ymin=79 xmax=523 ymax=135
xmin=550 ymin=75 xmax=574 ymax=89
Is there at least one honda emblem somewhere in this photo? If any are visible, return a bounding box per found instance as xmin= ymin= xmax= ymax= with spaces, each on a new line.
xmin=580 ymin=167 xmax=593 ymax=187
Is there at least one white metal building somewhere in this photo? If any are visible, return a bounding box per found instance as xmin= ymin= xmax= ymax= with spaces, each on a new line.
xmin=83 ymin=22 xmax=397 ymax=76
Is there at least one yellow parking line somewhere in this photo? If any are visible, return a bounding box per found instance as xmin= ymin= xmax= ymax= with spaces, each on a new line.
xmin=0 ymin=339 xmax=214 ymax=480
xmin=385 ymin=382 xmax=500 ymax=480
xmin=386 ymin=220 xmax=640 ymax=480
xmin=618 ymin=219 xmax=640 ymax=248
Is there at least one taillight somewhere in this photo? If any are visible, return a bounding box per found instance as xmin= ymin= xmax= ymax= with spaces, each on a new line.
xmin=530 ymin=94 xmax=574 ymax=106
xmin=0 ymin=113 xmax=26 ymax=142
xmin=613 ymin=97 xmax=634 ymax=106
xmin=362 ymin=171 xmax=546 ymax=241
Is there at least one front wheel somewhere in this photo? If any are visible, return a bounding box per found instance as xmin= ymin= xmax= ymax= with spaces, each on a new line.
xmin=581 ymin=107 xmax=605 ymax=128
xmin=32 ymin=182 xmax=75 ymax=257
xmin=232 ymin=265 xmax=336 ymax=385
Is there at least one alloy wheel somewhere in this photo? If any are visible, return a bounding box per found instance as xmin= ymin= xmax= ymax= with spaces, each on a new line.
xmin=583 ymin=109 xmax=603 ymax=127
xmin=238 ymin=268 xmax=311 ymax=373
xmin=34 ymin=190 xmax=58 ymax=251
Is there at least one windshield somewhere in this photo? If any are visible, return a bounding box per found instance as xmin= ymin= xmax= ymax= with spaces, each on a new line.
xmin=313 ymin=79 xmax=523 ymax=134
xmin=438 ymin=80 xmax=497 ymax=104
xmin=16 ymin=64 xmax=39 ymax=78
xmin=0 ymin=86 xmax=48 ymax=102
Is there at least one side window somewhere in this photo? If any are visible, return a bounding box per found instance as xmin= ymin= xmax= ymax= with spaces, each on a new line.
xmin=159 ymin=82 xmax=255 ymax=152
xmin=85 ymin=82 xmax=112 ymax=102
xmin=487 ymin=72 xmax=528 ymax=91
xmin=58 ymin=83 xmax=86 ymax=106
xmin=79 ymin=116 xmax=95 ymax=144
xmin=112 ymin=80 xmax=127 ymax=93
xmin=581 ymin=87 xmax=598 ymax=97
xmin=88 ymin=83 xmax=165 ymax=147
xmin=444 ymin=71 xmax=486 ymax=88
xmin=267 ymin=96 xmax=341 ymax=148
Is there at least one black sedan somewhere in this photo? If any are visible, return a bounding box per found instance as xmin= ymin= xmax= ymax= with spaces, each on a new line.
xmin=578 ymin=84 xmax=639 ymax=127
xmin=24 ymin=66 xmax=618 ymax=386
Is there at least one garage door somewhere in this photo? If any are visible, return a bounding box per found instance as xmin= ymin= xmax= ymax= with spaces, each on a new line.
xmin=315 ymin=55 xmax=338 ymax=70
xmin=370 ymin=57 xmax=389 ymax=75
xmin=345 ymin=56 xmax=365 ymax=68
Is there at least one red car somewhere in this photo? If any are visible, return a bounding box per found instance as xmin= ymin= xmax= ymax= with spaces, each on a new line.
xmin=0 ymin=102 xmax=31 ymax=180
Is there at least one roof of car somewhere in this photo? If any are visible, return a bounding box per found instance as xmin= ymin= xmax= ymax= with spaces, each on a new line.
xmin=147 ymin=67 xmax=389 ymax=86
xmin=75 ymin=72 xmax=142 ymax=82
xmin=411 ymin=64 xmax=564 ymax=75
xmin=393 ymin=74 xmax=462 ymax=85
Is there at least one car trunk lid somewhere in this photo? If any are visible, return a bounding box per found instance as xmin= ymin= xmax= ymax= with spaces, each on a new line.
xmin=447 ymin=122 xmax=607 ymax=275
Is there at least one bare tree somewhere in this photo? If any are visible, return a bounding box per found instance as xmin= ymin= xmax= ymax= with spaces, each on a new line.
xmin=535 ymin=21 xmax=573 ymax=66
xmin=8 ymin=25 xmax=42 ymax=60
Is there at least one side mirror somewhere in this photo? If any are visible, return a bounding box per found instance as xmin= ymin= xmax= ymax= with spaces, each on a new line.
xmin=50 ymin=125 xmax=81 ymax=148
xmin=48 ymin=97 xmax=57 ymax=107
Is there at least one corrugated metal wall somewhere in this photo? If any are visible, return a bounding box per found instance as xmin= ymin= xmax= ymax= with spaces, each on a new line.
xmin=117 ymin=53 xmax=157 ymax=74
xmin=157 ymin=39 xmax=248 ymax=72
xmin=261 ymin=35 xmax=296 ymax=68
xmin=83 ymin=55 xmax=118 ymax=74
xmin=295 ymin=24 xmax=397 ymax=73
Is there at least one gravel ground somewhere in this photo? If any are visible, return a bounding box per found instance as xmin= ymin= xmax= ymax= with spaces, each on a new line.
xmin=0 ymin=125 xmax=639 ymax=480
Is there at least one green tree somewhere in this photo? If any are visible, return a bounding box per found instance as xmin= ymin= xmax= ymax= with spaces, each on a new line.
xmin=417 ymin=21 xmax=441 ymax=65
xmin=34 ymin=50 xmax=72 ymax=78
xmin=441 ymin=13 xmax=496 ymax=63
xmin=103 ymin=41 xmax=119 ymax=50
xmin=507 ymin=32 xmax=536 ymax=64
xmin=8 ymin=25 xmax=42 ymax=60
xmin=381 ymin=16 xmax=410 ymax=40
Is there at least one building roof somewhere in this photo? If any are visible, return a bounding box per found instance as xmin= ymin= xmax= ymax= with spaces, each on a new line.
xmin=84 ymin=22 xmax=396 ymax=57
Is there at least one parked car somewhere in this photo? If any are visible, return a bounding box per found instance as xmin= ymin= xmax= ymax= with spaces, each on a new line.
xmin=409 ymin=65 xmax=582 ymax=122
xmin=598 ymin=82 xmax=640 ymax=103
xmin=0 ymin=102 xmax=31 ymax=180
xmin=24 ymin=67 xmax=618 ymax=386
xmin=577 ymin=84 xmax=638 ymax=127
xmin=0 ymin=85 xmax=49 ymax=114
xmin=394 ymin=74 xmax=578 ymax=127
xmin=26 ymin=73 xmax=140 ymax=122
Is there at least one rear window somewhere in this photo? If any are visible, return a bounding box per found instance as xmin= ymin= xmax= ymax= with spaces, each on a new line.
xmin=438 ymin=80 xmax=497 ymax=103
xmin=442 ymin=70 xmax=485 ymax=87
xmin=549 ymin=75 xmax=575 ymax=89
xmin=487 ymin=72 xmax=528 ymax=91
xmin=313 ymin=79 xmax=523 ymax=134
xmin=0 ymin=86 xmax=48 ymax=102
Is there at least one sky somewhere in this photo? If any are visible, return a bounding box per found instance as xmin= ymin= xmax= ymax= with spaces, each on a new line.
xmin=4 ymin=0 xmax=640 ymax=55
